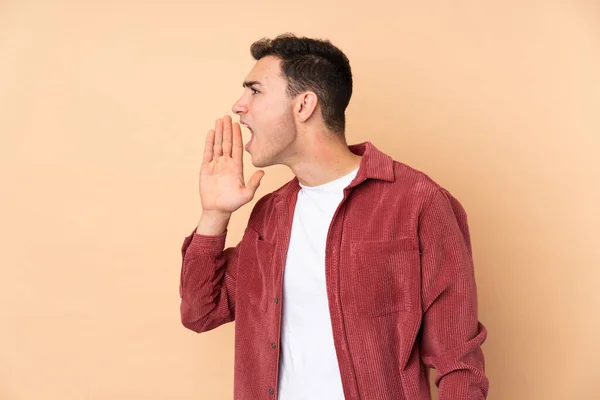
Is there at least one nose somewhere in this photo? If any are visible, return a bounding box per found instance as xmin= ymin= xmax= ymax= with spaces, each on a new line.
xmin=231 ymin=94 xmax=248 ymax=115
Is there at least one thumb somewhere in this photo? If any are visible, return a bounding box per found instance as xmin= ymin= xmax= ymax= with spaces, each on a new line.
xmin=245 ymin=170 xmax=265 ymax=196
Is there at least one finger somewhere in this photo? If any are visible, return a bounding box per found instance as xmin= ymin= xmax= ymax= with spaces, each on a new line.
xmin=222 ymin=115 xmax=233 ymax=157
xmin=245 ymin=170 xmax=265 ymax=196
xmin=213 ymin=118 xmax=223 ymax=159
xmin=203 ymin=129 xmax=215 ymax=166
xmin=232 ymin=122 xmax=243 ymax=165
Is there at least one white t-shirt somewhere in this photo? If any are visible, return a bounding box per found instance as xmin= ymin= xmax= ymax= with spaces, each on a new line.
xmin=277 ymin=168 xmax=359 ymax=400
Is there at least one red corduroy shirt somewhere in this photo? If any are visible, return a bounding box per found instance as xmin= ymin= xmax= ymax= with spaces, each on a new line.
xmin=180 ymin=141 xmax=489 ymax=399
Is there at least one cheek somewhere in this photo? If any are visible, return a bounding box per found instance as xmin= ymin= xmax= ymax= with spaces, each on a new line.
xmin=261 ymin=93 xmax=292 ymax=116
xmin=252 ymin=96 xmax=294 ymax=134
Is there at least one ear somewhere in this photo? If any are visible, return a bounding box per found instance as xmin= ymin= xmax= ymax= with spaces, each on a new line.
xmin=294 ymin=91 xmax=319 ymax=123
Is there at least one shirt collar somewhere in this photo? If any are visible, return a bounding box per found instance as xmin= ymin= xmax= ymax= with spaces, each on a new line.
xmin=273 ymin=141 xmax=395 ymax=200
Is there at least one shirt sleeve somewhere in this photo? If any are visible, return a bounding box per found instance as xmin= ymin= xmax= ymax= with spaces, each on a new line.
xmin=418 ymin=188 xmax=489 ymax=399
xmin=179 ymin=228 xmax=240 ymax=333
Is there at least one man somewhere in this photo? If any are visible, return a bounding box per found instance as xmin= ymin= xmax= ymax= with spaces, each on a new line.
xmin=180 ymin=34 xmax=488 ymax=399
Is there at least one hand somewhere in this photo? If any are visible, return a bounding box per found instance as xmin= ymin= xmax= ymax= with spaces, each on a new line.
xmin=199 ymin=115 xmax=265 ymax=216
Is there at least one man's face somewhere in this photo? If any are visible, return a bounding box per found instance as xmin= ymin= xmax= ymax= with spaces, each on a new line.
xmin=231 ymin=56 xmax=297 ymax=168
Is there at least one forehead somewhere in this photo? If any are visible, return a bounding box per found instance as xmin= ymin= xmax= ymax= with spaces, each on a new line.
xmin=245 ymin=56 xmax=286 ymax=87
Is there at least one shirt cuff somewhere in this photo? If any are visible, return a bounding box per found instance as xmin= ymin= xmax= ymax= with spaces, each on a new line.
xmin=182 ymin=228 xmax=228 ymax=256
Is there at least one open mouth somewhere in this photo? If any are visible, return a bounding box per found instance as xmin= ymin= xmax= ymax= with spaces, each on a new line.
xmin=245 ymin=134 xmax=254 ymax=151
xmin=240 ymin=121 xmax=254 ymax=150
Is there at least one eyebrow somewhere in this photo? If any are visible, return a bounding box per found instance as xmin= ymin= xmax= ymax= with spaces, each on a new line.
xmin=242 ymin=80 xmax=263 ymax=88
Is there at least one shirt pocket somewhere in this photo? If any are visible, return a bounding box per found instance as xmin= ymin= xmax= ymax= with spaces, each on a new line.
xmin=349 ymin=238 xmax=420 ymax=316
xmin=238 ymin=227 xmax=275 ymax=311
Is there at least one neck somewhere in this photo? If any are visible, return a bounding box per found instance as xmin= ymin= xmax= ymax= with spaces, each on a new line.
xmin=285 ymin=128 xmax=362 ymax=187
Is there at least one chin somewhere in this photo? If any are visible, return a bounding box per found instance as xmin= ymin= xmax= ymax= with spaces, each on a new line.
xmin=248 ymin=152 xmax=263 ymax=168
xmin=250 ymin=153 xmax=275 ymax=168
xmin=251 ymin=158 xmax=269 ymax=168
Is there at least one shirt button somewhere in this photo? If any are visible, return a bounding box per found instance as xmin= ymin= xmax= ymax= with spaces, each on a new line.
xmin=270 ymin=342 xmax=276 ymax=349
xmin=268 ymin=387 xmax=274 ymax=395
xmin=274 ymin=297 xmax=279 ymax=304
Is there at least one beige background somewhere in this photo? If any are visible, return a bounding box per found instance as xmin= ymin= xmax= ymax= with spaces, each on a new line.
xmin=1 ymin=0 xmax=599 ymax=399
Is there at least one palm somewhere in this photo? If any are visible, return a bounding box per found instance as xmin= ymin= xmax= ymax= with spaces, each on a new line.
xmin=199 ymin=116 xmax=263 ymax=214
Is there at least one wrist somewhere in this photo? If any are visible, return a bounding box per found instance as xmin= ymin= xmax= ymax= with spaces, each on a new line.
xmin=196 ymin=210 xmax=231 ymax=235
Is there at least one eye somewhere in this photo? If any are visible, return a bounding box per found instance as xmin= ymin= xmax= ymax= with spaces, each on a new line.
xmin=251 ymin=87 xmax=260 ymax=95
